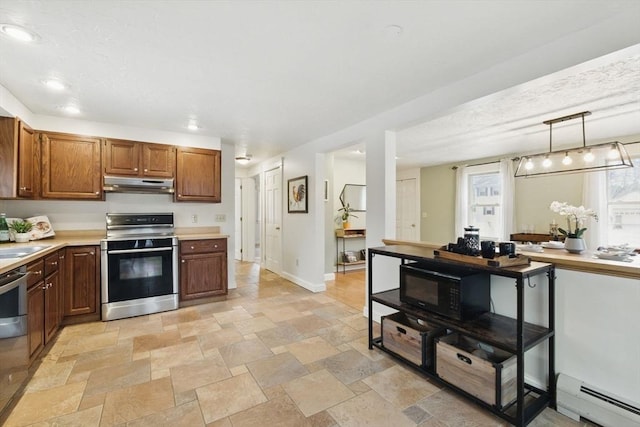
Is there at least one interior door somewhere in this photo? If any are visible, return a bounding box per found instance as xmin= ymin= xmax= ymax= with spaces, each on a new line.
xmin=264 ymin=166 xmax=282 ymax=274
xmin=234 ymin=178 xmax=242 ymax=260
xmin=242 ymin=177 xmax=257 ymax=262
xmin=396 ymin=178 xmax=418 ymax=241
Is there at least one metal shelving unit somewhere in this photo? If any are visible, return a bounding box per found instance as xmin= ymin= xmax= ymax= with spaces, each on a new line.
xmin=367 ymin=244 xmax=556 ymax=427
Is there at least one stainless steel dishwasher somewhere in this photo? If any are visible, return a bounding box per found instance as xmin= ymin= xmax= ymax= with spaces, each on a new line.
xmin=0 ymin=266 xmax=29 ymax=418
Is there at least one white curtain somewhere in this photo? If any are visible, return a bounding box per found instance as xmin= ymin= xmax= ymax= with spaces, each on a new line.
xmin=500 ymin=159 xmax=515 ymax=241
xmin=454 ymin=165 xmax=468 ymax=239
xmin=583 ymin=171 xmax=608 ymax=251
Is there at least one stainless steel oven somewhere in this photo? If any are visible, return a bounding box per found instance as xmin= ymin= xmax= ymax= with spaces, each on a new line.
xmin=101 ymin=213 xmax=178 ymax=321
xmin=0 ymin=266 xmax=29 ymax=417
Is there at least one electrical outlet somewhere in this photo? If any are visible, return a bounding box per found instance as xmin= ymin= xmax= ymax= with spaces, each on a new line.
xmin=191 ymin=214 xmax=198 ymax=223
xmin=215 ymin=214 xmax=226 ymax=222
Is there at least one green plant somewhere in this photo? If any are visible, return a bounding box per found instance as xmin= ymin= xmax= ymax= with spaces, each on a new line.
xmin=549 ymin=201 xmax=598 ymax=238
xmin=336 ymin=203 xmax=358 ymax=223
xmin=9 ymin=219 xmax=33 ymax=234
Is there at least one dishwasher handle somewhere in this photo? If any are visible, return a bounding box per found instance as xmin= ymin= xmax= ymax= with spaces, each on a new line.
xmin=0 ymin=271 xmax=29 ymax=296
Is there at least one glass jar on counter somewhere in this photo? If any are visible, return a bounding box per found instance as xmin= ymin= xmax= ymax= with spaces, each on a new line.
xmin=463 ymin=226 xmax=480 ymax=255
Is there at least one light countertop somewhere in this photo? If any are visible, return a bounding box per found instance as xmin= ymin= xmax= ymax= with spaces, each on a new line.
xmin=0 ymin=228 xmax=229 ymax=274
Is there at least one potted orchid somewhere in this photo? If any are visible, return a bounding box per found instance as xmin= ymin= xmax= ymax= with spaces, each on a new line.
xmin=549 ymin=201 xmax=598 ymax=253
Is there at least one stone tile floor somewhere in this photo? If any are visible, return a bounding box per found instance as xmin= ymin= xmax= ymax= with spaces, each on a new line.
xmin=2 ymin=262 xmax=594 ymax=426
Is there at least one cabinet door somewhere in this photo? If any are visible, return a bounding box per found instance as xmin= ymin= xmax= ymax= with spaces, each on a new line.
xmin=27 ymin=282 xmax=45 ymax=361
xmin=44 ymin=269 xmax=60 ymax=344
xmin=64 ymin=246 xmax=99 ymax=316
xmin=18 ymin=120 xmax=37 ymax=198
xmin=175 ymin=147 xmax=221 ymax=202
xmin=104 ymin=139 xmax=140 ymax=176
xmin=41 ymin=132 xmax=102 ymax=199
xmin=0 ymin=117 xmax=37 ymax=198
xmin=180 ymin=252 xmax=227 ymax=300
xmin=142 ymin=143 xmax=175 ymax=177
xmin=57 ymin=250 xmax=66 ymax=326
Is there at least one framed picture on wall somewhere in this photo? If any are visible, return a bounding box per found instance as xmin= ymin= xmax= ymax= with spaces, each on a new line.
xmin=288 ymin=175 xmax=308 ymax=213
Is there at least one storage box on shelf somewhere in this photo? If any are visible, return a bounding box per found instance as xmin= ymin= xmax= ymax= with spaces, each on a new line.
xmin=367 ymin=244 xmax=555 ymax=427
xmin=436 ymin=332 xmax=517 ymax=409
xmin=381 ymin=312 xmax=444 ymax=368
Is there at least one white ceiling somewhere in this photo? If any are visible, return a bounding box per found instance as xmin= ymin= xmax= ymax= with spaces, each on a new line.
xmin=0 ymin=1 xmax=639 ymax=168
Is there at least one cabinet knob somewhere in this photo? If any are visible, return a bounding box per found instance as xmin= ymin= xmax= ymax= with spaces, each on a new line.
xmin=35 ymin=270 xmax=42 ymax=275
xmin=52 ymin=261 xmax=58 ymax=266
xmin=20 ymin=186 xmax=28 ymax=191
xmin=214 ymin=245 xmax=218 ymax=248
xmin=181 ymin=259 xmax=185 ymax=263
xmin=134 ymin=167 xmax=138 ymax=171
xmin=90 ymin=252 xmax=95 ymax=255
xmin=144 ymin=168 xmax=148 ymax=172
xmin=275 ymin=227 xmax=280 ymax=230
xmin=42 ymin=285 xmax=47 ymax=290
xmin=95 ymin=191 xmax=100 ymax=195
xmin=190 ymin=246 xmax=194 ymax=250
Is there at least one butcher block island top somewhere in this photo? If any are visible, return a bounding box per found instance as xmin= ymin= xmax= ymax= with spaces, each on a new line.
xmin=382 ymin=239 xmax=640 ymax=280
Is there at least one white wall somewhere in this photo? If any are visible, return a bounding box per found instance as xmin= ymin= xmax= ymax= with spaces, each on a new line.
xmin=491 ymin=270 xmax=640 ymax=404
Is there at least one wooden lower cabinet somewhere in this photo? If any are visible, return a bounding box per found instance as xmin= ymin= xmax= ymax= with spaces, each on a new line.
xmin=64 ymin=246 xmax=100 ymax=319
xmin=180 ymin=239 xmax=227 ymax=300
xmin=26 ymin=259 xmax=45 ymax=361
xmin=27 ymin=280 xmax=45 ymax=361
xmin=44 ymin=252 xmax=62 ymax=344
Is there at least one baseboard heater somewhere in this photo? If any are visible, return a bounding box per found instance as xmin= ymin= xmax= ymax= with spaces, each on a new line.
xmin=557 ymin=373 xmax=640 ymax=427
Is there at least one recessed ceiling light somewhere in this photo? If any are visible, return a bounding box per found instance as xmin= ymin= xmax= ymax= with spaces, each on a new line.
xmin=384 ymin=24 xmax=404 ymax=37
xmin=58 ymin=105 xmax=80 ymax=115
xmin=0 ymin=24 xmax=39 ymax=42
xmin=187 ymin=120 xmax=199 ymax=131
xmin=42 ymin=79 xmax=66 ymax=91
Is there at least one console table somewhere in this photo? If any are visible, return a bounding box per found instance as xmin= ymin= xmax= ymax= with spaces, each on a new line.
xmin=367 ymin=244 xmax=555 ymax=426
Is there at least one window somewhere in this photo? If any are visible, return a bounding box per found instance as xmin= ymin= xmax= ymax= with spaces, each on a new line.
xmin=455 ymin=160 xmax=514 ymax=241
xmin=606 ymin=154 xmax=640 ymax=247
xmin=468 ymin=170 xmax=502 ymax=239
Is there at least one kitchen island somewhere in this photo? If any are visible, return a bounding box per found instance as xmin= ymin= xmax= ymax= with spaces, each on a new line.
xmin=379 ymin=239 xmax=640 ymax=409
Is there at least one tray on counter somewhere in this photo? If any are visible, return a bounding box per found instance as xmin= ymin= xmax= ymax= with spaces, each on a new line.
xmin=433 ymin=248 xmax=531 ymax=267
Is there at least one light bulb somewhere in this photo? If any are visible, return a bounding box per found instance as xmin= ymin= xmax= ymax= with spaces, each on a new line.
xmin=583 ymin=150 xmax=595 ymax=162
xmin=608 ymin=144 xmax=619 ymax=160
xmin=524 ymin=158 xmax=534 ymax=170
xmin=562 ymin=152 xmax=572 ymax=165
xmin=542 ymin=156 xmax=552 ymax=168
xmin=43 ymin=79 xmax=66 ymax=91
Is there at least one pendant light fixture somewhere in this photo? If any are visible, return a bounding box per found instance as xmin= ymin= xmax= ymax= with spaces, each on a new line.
xmin=515 ymin=111 xmax=633 ymax=177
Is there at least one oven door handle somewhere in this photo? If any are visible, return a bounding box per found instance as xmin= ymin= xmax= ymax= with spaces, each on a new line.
xmin=0 ymin=271 xmax=29 ymax=296
xmin=107 ymin=247 xmax=174 ymax=255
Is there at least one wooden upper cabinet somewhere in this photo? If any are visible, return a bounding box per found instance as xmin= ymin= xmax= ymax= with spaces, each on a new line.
xmin=175 ymin=147 xmax=221 ymax=202
xmin=104 ymin=139 xmax=175 ymax=178
xmin=18 ymin=122 xmax=38 ymax=198
xmin=0 ymin=117 xmax=38 ymax=198
xmin=40 ymin=132 xmax=103 ymax=200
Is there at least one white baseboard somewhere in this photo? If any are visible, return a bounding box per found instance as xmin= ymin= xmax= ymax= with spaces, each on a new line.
xmin=281 ymin=271 xmax=326 ymax=293
xmin=324 ymin=272 xmax=336 ymax=281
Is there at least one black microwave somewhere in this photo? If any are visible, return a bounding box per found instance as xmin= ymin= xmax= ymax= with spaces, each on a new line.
xmin=399 ymin=262 xmax=490 ymax=321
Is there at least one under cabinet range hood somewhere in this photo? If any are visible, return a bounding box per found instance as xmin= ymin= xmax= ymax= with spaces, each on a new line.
xmin=103 ymin=176 xmax=175 ymax=194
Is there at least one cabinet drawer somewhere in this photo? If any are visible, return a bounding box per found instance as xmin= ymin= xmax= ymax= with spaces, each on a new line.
xmin=44 ymin=253 xmax=60 ymax=276
xmin=180 ymin=239 xmax=226 ymax=254
xmin=26 ymin=259 xmax=44 ymax=288
xmin=436 ymin=333 xmax=517 ymax=409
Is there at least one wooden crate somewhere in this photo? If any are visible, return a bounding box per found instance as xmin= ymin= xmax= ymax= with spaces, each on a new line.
xmin=436 ymin=333 xmax=517 ymax=409
xmin=381 ymin=312 xmax=444 ymax=368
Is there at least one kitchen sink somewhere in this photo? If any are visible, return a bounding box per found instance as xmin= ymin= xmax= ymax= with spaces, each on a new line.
xmin=0 ymin=245 xmax=52 ymax=259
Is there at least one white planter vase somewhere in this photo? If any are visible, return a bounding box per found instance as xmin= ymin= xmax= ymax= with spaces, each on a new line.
xmin=564 ymin=237 xmax=586 ymax=254
xmin=14 ymin=233 xmax=30 ymax=243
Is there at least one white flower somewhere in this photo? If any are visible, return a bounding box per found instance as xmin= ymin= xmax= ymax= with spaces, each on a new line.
xmin=549 ymin=201 xmax=598 ymax=238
